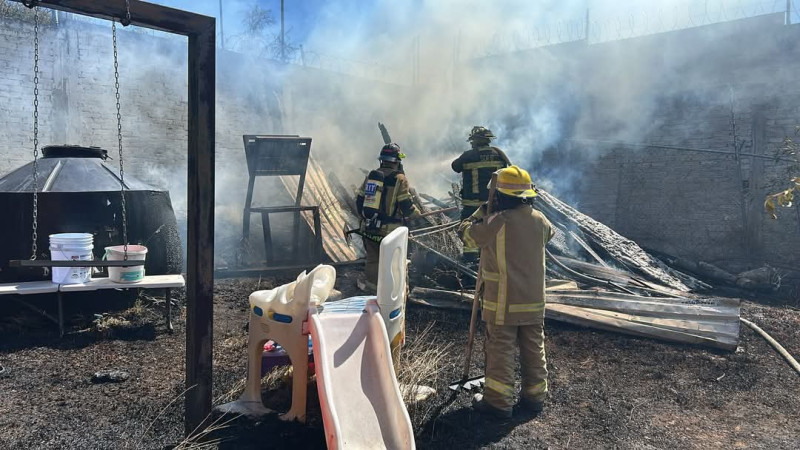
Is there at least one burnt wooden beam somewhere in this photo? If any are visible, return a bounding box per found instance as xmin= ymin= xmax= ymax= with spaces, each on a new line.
xmin=14 ymin=0 xmax=217 ymax=436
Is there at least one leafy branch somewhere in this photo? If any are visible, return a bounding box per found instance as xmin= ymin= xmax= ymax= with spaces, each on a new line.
xmin=765 ymin=177 xmax=800 ymax=219
xmin=765 ymin=127 xmax=800 ymax=219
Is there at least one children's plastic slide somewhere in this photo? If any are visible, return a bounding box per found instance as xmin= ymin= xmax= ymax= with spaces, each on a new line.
xmin=220 ymin=227 xmax=414 ymax=450
xmin=310 ymin=300 xmax=413 ymax=450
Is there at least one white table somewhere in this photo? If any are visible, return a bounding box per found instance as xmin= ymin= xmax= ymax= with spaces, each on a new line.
xmin=0 ymin=274 xmax=185 ymax=336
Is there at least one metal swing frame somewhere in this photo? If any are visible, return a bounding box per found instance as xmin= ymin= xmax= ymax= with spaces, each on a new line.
xmin=9 ymin=0 xmax=216 ymax=435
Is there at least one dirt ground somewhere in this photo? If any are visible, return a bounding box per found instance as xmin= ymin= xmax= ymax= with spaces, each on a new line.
xmin=1 ymin=269 xmax=799 ymax=449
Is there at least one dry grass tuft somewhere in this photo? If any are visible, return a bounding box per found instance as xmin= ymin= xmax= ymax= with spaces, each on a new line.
xmin=395 ymin=322 xmax=452 ymax=434
xmin=173 ymin=413 xmax=239 ymax=450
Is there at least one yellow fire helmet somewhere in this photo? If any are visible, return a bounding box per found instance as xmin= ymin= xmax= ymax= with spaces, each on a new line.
xmin=492 ymin=165 xmax=538 ymax=199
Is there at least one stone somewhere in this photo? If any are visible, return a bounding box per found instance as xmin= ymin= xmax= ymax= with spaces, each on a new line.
xmin=91 ymin=370 xmax=130 ymax=384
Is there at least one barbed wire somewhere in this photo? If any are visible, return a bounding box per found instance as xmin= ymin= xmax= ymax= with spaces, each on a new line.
xmin=4 ymin=0 xmax=798 ymax=85
xmin=480 ymin=0 xmax=798 ymax=57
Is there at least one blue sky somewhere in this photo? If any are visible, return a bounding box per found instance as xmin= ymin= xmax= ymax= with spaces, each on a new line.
xmin=150 ymin=0 xmax=356 ymax=47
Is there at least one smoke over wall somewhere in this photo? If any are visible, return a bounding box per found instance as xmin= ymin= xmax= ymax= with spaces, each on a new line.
xmin=276 ymin=0 xmax=796 ymax=201
xmin=2 ymin=0 xmax=798 ymax=270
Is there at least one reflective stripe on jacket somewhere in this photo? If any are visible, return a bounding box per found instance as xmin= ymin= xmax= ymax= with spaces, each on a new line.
xmin=451 ymin=146 xmax=511 ymax=205
xmin=459 ymin=205 xmax=553 ymax=326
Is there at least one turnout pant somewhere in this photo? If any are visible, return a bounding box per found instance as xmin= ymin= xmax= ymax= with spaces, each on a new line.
xmin=460 ymin=205 xmax=480 ymax=264
xmin=362 ymin=236 xmax=381 ymax=288
xmin=483 ymin=316 xmax=548 ymax=412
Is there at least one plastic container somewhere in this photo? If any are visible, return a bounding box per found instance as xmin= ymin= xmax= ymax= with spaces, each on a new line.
xmin=49 ymin=233 xmax=94 ymax=284
xmin=104 ymin=244 xmax=147 ymax=283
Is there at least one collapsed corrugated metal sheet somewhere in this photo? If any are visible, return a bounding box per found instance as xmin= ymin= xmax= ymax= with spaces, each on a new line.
xmin=535 ymin=190 xmax=708 ymax=292
xmin=545 ymin=288 xmax=740 ymax=350
xmin=409 ymin=284 xmax=741 ymax=350
xmin=279 ymin=158 xmax=362 ymax=263
xmin=405 ymin=186 xmax=741 ymax=350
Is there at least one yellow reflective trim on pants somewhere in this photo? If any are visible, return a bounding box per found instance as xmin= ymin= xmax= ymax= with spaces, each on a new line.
xmin=463 ymin=161 xmax=506 ymax=170
xmin=485 ymin=377 xmax=515 ymax=398
xmin=508 ymin=303 xmax=545 ymax=313
xmin=496 ymin=224 xmax=507 ymax=325
xmin=482 ymin=300 xmax=497 ymax=311
xmin=482 ymin=270 xmax=499 ymax=282
xmin=524 ymin=380 xmax=548 ymax=397
xmin=396 ymin=193 xmax=412 ymax=201
xmin=461 ymin=199 xmax=483 ymax=207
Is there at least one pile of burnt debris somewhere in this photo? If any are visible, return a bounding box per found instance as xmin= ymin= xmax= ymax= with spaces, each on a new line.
xmin=305 ymin=164 xmax=739 ymax=350
xmin=227 ymin=134 xmax=790 ymax=352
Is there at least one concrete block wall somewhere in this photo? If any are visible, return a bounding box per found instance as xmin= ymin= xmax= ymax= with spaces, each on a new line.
xmin=575 ymin=81 xmax=800 ymax=274
xmin=0 ymin=20 xmax=59 ymax=170
xmin=0 ymin=17 xmax=399 ymax=263
xmin=2 ymin=15 xmax=798 ymax=276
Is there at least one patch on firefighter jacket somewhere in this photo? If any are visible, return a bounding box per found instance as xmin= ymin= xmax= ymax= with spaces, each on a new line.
xmin=363 ymin=180 xmax=383 ymax=209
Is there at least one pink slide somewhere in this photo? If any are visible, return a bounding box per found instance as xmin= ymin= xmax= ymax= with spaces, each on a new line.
xmin=310 ymin=301 xmax=415 ymax=450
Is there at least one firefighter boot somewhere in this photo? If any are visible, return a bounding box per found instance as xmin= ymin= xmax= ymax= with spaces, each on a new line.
xmin=516 ymin=397 xmax=544 ymax=415
xmin=471 ymin=393 xmax=512 ymax=419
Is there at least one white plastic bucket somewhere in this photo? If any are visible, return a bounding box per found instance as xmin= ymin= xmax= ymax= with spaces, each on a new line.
xmin=104 ymin=245 xmax=147 ymax=283
xmin=49 ymin=233 xmax=94 ymax=285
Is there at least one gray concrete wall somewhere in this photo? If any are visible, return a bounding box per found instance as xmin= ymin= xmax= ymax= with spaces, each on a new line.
xmin=567 ymin=19 xmax=800 ymax=275
xmin=1 ymin=14 xmax=798 ymax=278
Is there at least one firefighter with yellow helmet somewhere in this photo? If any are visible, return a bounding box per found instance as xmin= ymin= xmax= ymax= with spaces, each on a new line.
xmin=451 ymin=126 xmax=511 ymax=266
xmin=356 ymin=143 xmax=420 ymax=291
xmin=458 ymin=165 xmax=553 ymax=418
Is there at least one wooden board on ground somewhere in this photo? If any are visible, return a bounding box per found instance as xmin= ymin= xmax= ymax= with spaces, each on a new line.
xmin=408 ymin=295 xmax=471 ymax=311
xmin=280 ymin=158 xmax=359 ymax=263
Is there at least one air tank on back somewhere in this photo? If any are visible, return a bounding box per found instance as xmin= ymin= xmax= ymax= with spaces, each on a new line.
xmin=0 ymin=145 xmax=182 ymax=282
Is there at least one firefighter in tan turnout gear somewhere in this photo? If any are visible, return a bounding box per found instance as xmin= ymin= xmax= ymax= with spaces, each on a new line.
xmin=451 ymin=126 xmax=511 ymax=266
xmin=356 ymin=143 xmax=420 ymax=291
xmin=458 ymin=165 xmax=553 ymax=419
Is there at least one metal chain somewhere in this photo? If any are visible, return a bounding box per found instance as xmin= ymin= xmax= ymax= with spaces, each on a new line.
xmin=30 ymin=8 xmax=40 ymax=260
xmin=112 ymin=19 xmax=128 ymax=260
xmin=122 ymin=0 xmax=132 ymax=26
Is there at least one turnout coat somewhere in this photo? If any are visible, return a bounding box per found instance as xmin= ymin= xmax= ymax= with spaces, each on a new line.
xmin=460 ymin=204 xmax=553 ymax=326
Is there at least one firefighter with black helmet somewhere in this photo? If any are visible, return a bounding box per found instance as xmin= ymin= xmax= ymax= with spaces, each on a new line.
xmin=356 ymin=143 xmax=420 ymax=291
xmin=452 ymin=126 xmax=511 ymax=266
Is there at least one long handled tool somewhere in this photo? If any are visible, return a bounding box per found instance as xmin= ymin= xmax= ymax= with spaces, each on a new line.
xmin=449 ymin=173 xmax=497 ymax=392
xmin=415 ymin=205 xmax=458 ymax=219
xmin=343 ymin=206 xmax=459 ymax=244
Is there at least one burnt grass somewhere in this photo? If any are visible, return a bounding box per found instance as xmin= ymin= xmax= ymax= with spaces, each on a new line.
xmin=1 ymin=269 xmax=800 ymax=449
